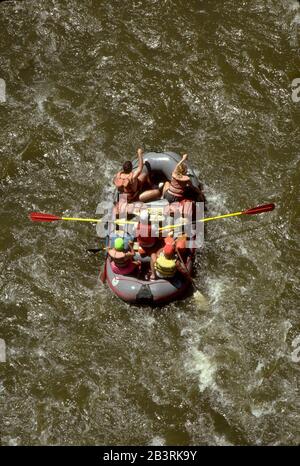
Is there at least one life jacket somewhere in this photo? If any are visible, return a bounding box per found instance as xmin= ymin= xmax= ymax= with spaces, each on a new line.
xmin=155 ymin=253 xmax=177 ymax=277
xmin=176 ymin=235 xmax=187 ymax=252
xmin=167 ymin=174 xmax=189 ymax=200
xmin=136 ymin=223 xmax=156 ymax=248
xmin=114 ymin=172 xmax=139 ymax=199
xmin=164 ymin=236 xmax=176 ymax=247
xmin=108 ymin=249 xmax=132 ymax=267
xmin=111 ymin=261 xmax=136 ymax=275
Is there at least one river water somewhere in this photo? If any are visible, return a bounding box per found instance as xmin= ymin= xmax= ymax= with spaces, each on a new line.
xmin=0 ymin=0 xmax=300 ymax=446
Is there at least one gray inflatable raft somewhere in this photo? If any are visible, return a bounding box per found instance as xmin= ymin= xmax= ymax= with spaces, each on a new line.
xmin=104 ymin=152 xmax=201 ymax=305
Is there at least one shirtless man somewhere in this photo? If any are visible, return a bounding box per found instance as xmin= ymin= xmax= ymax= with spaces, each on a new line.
xmin=114 ymin=148 xmax=150 ymax=202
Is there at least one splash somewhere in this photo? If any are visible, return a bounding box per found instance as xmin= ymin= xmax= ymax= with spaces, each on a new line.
xmin=185 ymin=348 xmax=217 ymax=392
xmin=193 ymin=290 xmax=210 ymax=311
xmin=148 ymin=436 xmax=165 ymax=446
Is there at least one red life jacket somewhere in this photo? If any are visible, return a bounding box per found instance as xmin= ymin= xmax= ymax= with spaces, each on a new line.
xmin=136 ymin=223 xmax=156 ymax=248
xmin=108 ymin=249 xmax=133 ymax=267
xmin=167 ymin=173 xmax=190 ymax=199
xmin=114 ymin=172 xmax=139 ymax=199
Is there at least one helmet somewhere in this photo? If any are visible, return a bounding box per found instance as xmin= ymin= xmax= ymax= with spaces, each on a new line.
xmin=164 ymin=236 xmax=175 ymax=247
xmin=163 ymin=244 xmax=175 ymax=257
xmin=114 ymin=237 xmax=124 ymax=251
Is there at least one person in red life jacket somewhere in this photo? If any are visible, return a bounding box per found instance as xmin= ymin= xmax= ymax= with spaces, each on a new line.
xmin=135 ymin=210 xmax=158 ymax=256
xmin=163 ymin=231 xmax=188 ymax=261
xmin=108 ymin=237 xmax=139 ymax=275
xmin=114 ymin=148 xmax=150 ymax=202
xmin=163 ymin=230 xmax=176 ymax=247
xmin=174 ymin=234 xmax=190 ymax=277
xmin=162 ymin=153 xmax=204 ymax=203
xmin=175 ymin=234 xmax=187 ymax=257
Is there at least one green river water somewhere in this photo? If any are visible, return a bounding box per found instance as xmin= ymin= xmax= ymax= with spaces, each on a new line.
xmin=0 ymin=0 xmax=300 ymax=445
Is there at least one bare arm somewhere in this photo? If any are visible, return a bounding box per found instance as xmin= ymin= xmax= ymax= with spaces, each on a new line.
xmin=133 ymin=148 xmax=144 ymax=179
xmin=107 ymin=248 xmax=115 ymax=259
xmin=126 ymin=241 xmax=135 ymax=257
xmin=173 ymin=153 xmax=188 ymax=176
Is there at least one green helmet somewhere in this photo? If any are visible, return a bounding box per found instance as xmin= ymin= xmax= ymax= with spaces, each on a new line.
xmin=114 ymin=237 xmax=124 ymax=251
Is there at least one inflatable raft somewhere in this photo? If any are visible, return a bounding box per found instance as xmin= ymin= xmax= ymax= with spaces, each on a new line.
xmin=103 ymin=152 xmax=203 ymax=305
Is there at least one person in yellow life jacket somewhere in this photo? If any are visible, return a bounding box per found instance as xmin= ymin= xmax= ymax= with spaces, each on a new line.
xmin=150 ymin=243 xmax=178 ymax=280
xmin=114 ymin=148 xmax=151 ymax=202
xmin=108 ymin=237 xmax=139 ymax=275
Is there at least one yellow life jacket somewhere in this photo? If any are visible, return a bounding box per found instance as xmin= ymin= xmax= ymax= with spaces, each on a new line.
xmin=155 ymin=253 xmax=177 ymax=277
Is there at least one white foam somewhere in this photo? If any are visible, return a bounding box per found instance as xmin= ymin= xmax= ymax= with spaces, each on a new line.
xmin=250 ymin=402 xmax=275 ymax=418
xmin=147 ymin=36 xmax=161 ymax=49
xmin=193 ymin=290 xmax=210 ymax=311
xmin=205 ymin=189 xmax=227 ymax=215
xmin=214 ymin=434 xmax=233 ymax=446
xmin=289 ymin=0 xmax=300 ymax=12
xmin=255 ymin=361 xmax=264 ymax=373
xmin=185 ymin=348 xmax=217 ymax=392
xmin=148 ymin=436 xmax=165 ymax=446
xmin=8 ymin=438 xmax=19 ymax=446
xmin=206 ymin=277 xmax=229 ymax=312
xmin=281 ymin=320 xmax=292 ymax=342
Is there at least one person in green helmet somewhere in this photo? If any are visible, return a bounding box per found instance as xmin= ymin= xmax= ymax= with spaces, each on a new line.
xmin=108 ymin=237 xmax=139 ymax=275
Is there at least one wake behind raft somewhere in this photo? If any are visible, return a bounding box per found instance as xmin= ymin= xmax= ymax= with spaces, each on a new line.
xmin=101 ymin=152 xmax=204 ymax=305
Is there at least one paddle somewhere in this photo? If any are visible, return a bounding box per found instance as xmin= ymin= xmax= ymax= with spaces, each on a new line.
xmin=86 ymin=247 xmax=103 ymax=254
xmin=159 ymin=203 xmax=275 ymax=232
xmin=29 ymin=212 xmax=137 ymax=225
xmin=100 ymin=263 xmax=107 ymax=283
xmin=86 ymin=246 xmax=114 ymax=254
xmin=175 ymin=246 xmax=199 ymax=292
xmin=30 ymin=203 xmax=275 ymax=228
xmin=85 ymin=247 xmax=108 ymax=281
